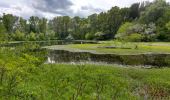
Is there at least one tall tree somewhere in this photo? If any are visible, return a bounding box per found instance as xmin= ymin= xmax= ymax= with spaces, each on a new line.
xmin=106 ymin=7 xmax=123 ymax=38
xmin=39 ymin=18 xmax=47 ymax=34
xmin=140 ymin=0 xmax=167 ymax=25
xmin=129 ymin=3 xmax=140 ymax=20
xmin=2 ymin=14 xmax=18 ymax=33
xmin=29 ymin=16 xmax=40 ymax=33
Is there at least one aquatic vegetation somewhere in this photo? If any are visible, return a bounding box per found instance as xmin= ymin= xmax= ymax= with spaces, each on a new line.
xmin=44 ymin=42 xmax=170 ymax=55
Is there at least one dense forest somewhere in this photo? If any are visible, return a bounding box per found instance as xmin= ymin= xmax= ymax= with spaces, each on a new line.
xmin=0 ymin=0 xmax=170 ymax=42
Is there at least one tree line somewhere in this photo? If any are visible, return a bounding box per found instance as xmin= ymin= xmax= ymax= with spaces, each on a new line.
xmin=0 ymin=0 xmax=170 ymax=41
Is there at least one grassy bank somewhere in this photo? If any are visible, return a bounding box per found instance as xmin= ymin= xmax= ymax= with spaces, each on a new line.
xmin=44 ymin=41 xmax=170 ymax=55
xmin=2 ymin=64 xmax=169 ymax=99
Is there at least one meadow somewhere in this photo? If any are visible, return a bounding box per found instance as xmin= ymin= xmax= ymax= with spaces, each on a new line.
xmin=44 ymin=41 xmax=170 ymax=55
xmin=1 ymin=63 xmax=170 ymax=100
xmin=0 ymin=42 xmax=170 ymax=99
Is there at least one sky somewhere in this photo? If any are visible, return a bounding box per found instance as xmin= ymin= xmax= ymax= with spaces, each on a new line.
xmin=0 ymin=0 xmax=169 ymax=19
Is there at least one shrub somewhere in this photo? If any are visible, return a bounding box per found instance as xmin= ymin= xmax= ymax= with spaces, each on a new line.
xmin=0 ymin=33 xmax=8 ymax=41
xmin=65 ymin=34 xmax=74 ymax=40
xmin=38 ymin=33 xmax=46 ymax=40
xmin=12 ymin=30 xmax=25 ymax=41
xmin=85 ymin=33 xmax=94 ymax=40
xmin=47 ymin=30 xmax=55 ymax=40
xmin=124 ymin=33 xmax=143 ymax=42
xmin=115 ymin=22 xmax=134 ymax=39
xmin=95 ymin=32 xmax=105 ymax=40
xmin=27 ymin=32 xmax=36 ymax=41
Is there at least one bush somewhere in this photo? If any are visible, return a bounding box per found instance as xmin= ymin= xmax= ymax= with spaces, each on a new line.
xmin=85 ymin=33 xmax=94 ymax=40
xmin=0 ymin=23 xmax=6 ymax=34
xmin=0 ymin=33 xmax=8 ymax=41
xmin=27 ymin=32 xmax=36 ymax=41
xmin=115 ymin=22 xmax=134 ymax=39
xmin=38 ymin=33 xmax=46 ymax=40
xmin=12 ymin=30 xmax=25 ymax=41
xmin=156 ymin=27 xmax=170 ymax=41
xmin=47 ymin=30 xmax=55 ymax=40
xmin=65 ymin=34 xmax=74 ymax=40
xmin=157 ymin=33 xmax=170 ymax=42
xmin=124 ymin=33 xmax=143 ymax=42
xmin=166 ymin=21 xmax=170 ymax=31
xmin=94 ymin=31 xmax=106 ymax=40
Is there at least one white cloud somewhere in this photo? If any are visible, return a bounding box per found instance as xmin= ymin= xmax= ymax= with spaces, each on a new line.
xmin=0 ymin=0 xmax=170 ymax=19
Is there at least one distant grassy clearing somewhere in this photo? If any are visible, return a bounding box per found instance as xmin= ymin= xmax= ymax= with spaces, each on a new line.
xmin=44 ymin=41 xmax=170 ymax=55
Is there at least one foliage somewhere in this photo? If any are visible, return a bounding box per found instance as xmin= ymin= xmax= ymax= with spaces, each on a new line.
xmin=116 ymin=22 xmax=157 ymax=41
xmin=115 ymin=22 xmax=134 ymax=39
xmin=65 ymin=34 xmax=74 ymax=40
xmin=94 ymin=31 xmax=106 ymax=40
xmin=1 ymin=0 xmax=170 ymax=41
xmin=1 ymin=62 xmax=170 ymax=99
xmin=0 ymin=22 xmax=6 ymax=34
xmin=85 ymin=33 xmax=94 ymax=40
xmin=2 ymin=14 xmax=17 ymax=33
xmin=47 ymin=30 xmax=55 ymax=40
xmin=0 ymin=44 xmax=46 ymax=99
xmin=124 ymin=33 xmax=143 ymax=42
xmin=140 ymin=0 xmax=167 ymax=25
xmin=38 ymin=33 xmax=46 ymax=40
xmin=45 ymin=42 xmax=170 ymax=55
xmin=0 ymin=33 xmax=7 ymax=42
xmin=27 ymin=32 xmax=36 ymax=41
xmin=166 ymin=21 xmax=170 ymax=31
xmin=12 ymin=30 xmax=25 ymax=41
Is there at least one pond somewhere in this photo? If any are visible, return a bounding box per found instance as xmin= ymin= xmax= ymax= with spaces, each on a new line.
xmin=46 ymin=49 xmax=170 ymax=67
xmin=3 ymin=40 xmax=170 ymax=67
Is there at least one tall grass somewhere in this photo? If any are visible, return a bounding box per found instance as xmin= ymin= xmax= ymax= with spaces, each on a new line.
xmin=15 ymin=64 xmax=170 ymax=100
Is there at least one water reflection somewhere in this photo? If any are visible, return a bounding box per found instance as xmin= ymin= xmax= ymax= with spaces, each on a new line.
xmin=46 ymin=50 xmax=170 ymax=67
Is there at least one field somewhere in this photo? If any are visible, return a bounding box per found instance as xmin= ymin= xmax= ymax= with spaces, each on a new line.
xmin=1 ymin=64 xmax=169 ymax=99
xmin=44 ymin=41 xmax=170 ymax=55
xmin=1 ymin=42 xmax=170 ymax=99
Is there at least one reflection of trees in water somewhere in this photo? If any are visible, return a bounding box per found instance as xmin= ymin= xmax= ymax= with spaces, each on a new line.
xmin=47 ymin=50 xmax=170 ymax=67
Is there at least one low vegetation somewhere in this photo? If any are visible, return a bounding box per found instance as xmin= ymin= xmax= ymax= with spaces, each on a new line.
xmin=44 ymin=41 xmax=170 ymax=54
xmin=1 ymin=0 xmax=170 ymax=99
xmin=1 ymin=61 xmax=170 ymax=99
xmin=0 ymin=43 xmax=169 ymax=99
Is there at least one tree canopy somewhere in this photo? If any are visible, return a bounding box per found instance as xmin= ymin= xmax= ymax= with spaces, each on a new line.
xmin=0 ymin=0 xmax=170 ymax=41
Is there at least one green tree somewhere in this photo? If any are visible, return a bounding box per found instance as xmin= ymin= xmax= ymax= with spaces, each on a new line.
xmin=106 ymin=7 xmax=123 ymax=38
xmin=29 ymin=16 xmax=40 ymax=33
xmin=52 ymin=16 xmax=71 ymax=39
xmin=140 ymin=0 xmax=167 ymax=25
xmin=115 ymin=22 xmax=134 ymax=39
xmin=39 ymin=18 xmax=47 ymax=34
xmin=27 ymin=32 xmax=36 ymax=41
xmin=129 ymin=3 xmax=140 ymax=20
xmin=0 ymin=21 xmax=7 ymax=41
xmin=2 ymin=14 xmax=17 ymax=33
xmin=12 ymin=29 xmax=25 ymax=41
xmin=38 ymin=33 xmax=44 ymax=40
xmin=165 ymin=21 xmax=170 ymax=31
xmin=95 ymin=32 xmax=106 ymax=40
xmin=88 ymin=14 xmax=98 ymax=34
xmin=85 ymin=32 xmax=94 ymax=40
xmin=124 ymin=33 xmax=143 ymax=42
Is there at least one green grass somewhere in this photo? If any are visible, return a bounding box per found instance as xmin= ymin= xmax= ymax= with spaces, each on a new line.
xmin=44 ymin=41 xmax=170 ymax=55
xmin=6 ymin=64 xmax=169 ymax=100
xmin=1 ymin=42 xmax=170 ymax=99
